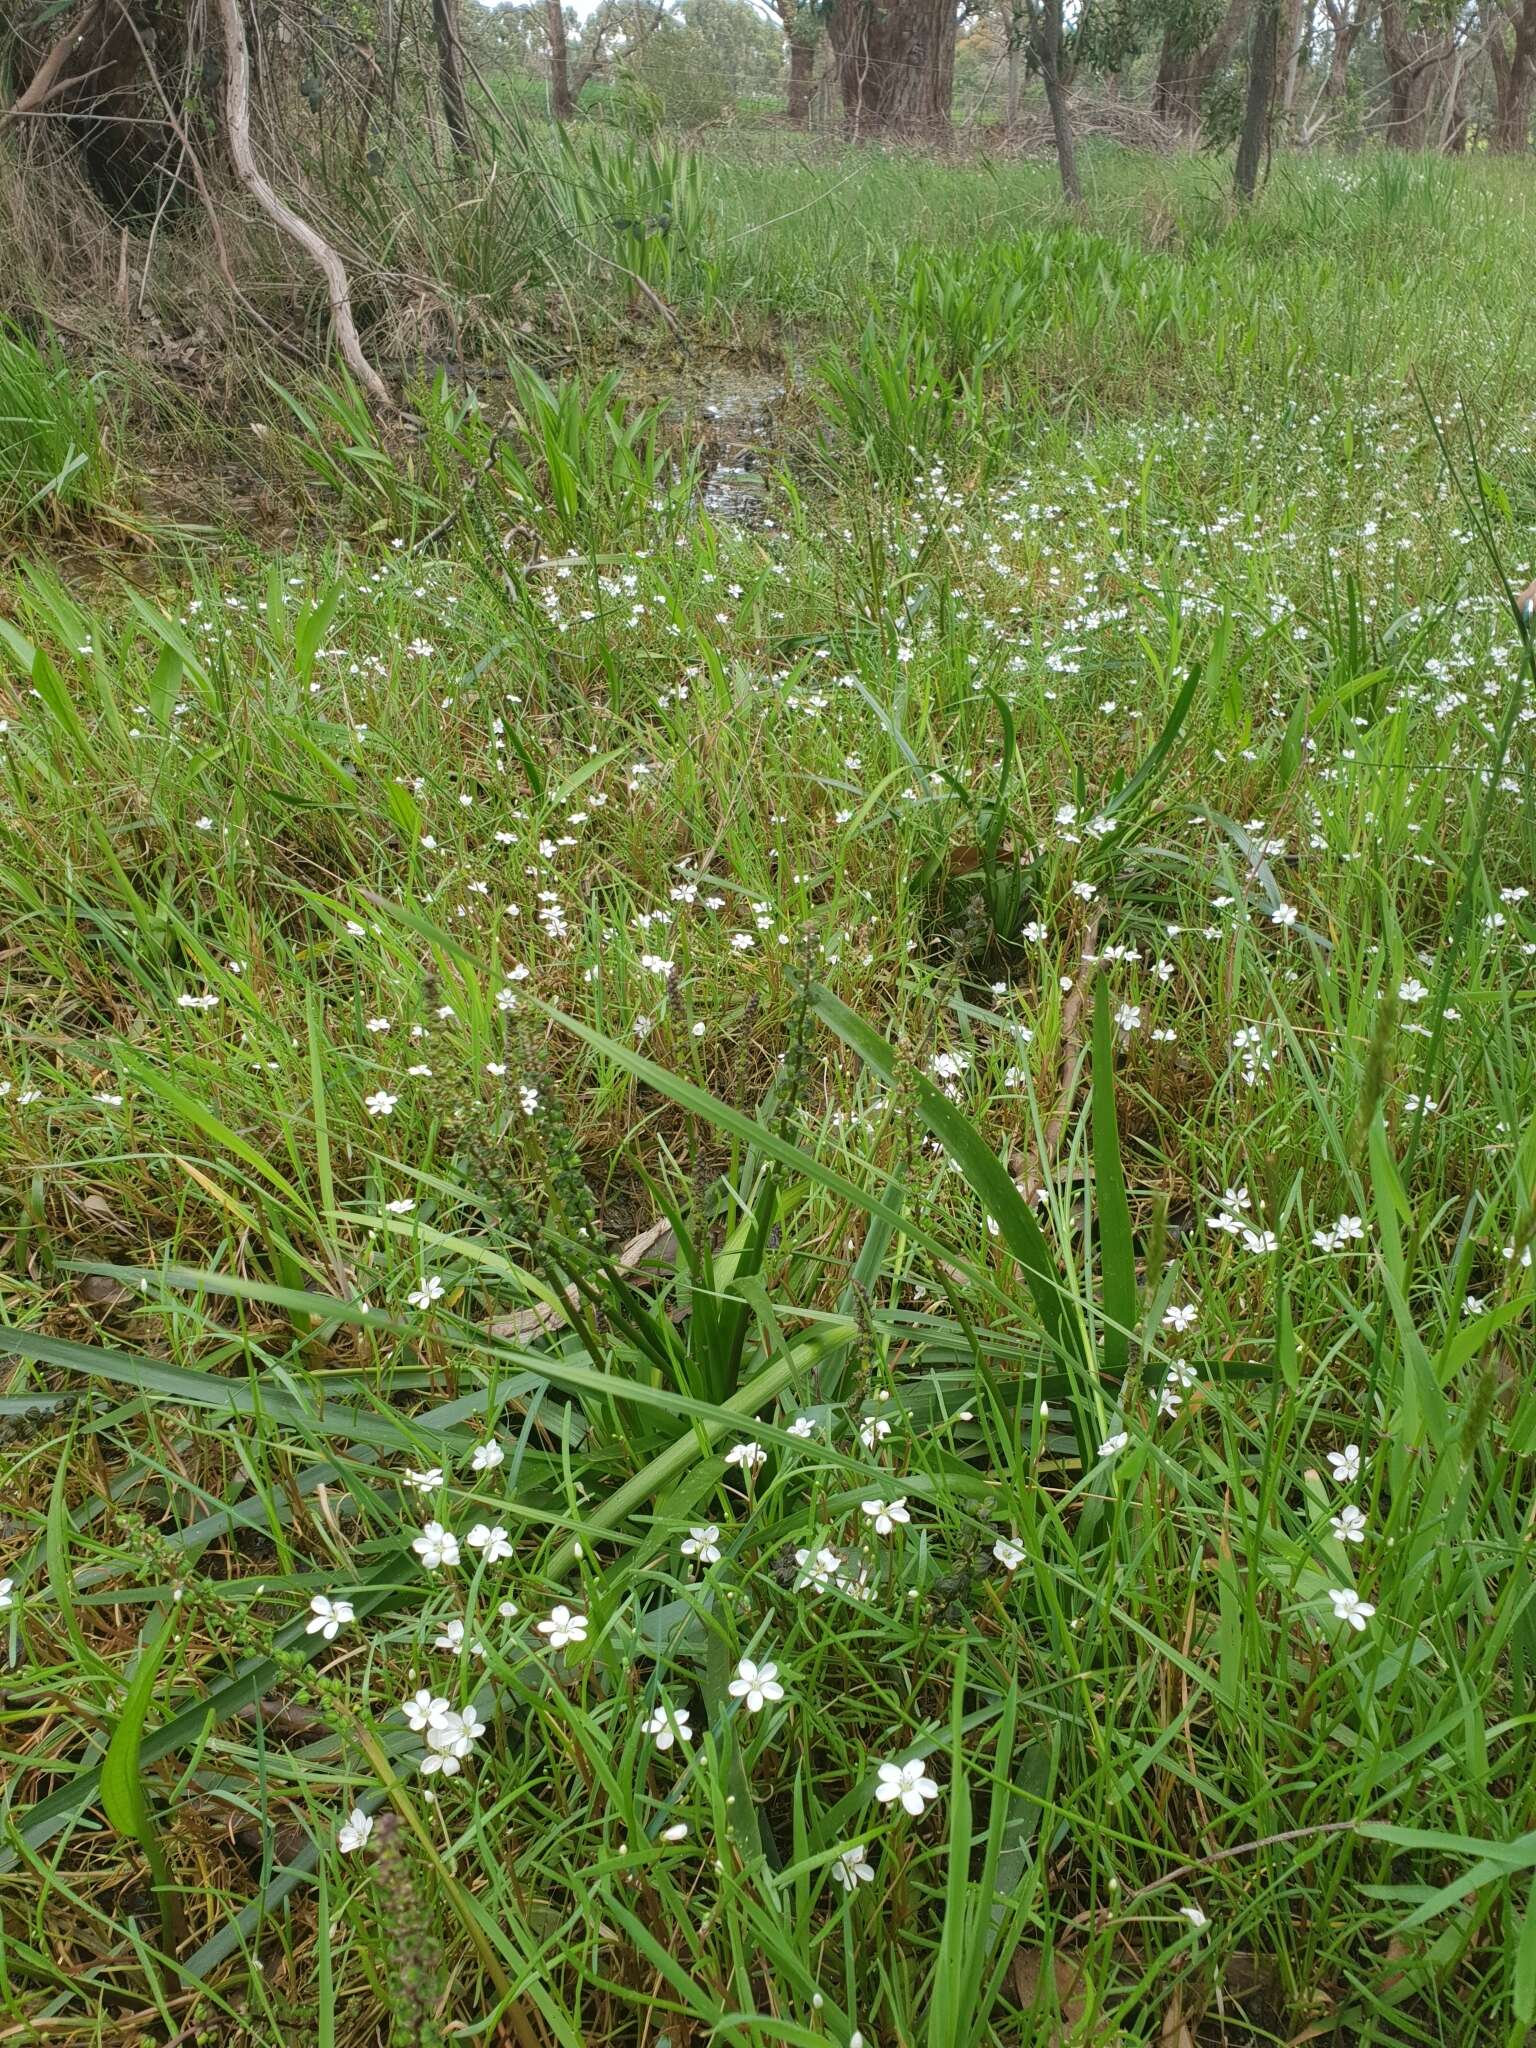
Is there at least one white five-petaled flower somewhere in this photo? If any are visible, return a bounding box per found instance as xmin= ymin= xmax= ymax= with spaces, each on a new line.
xmin=861 ymin=1497 xmax=910 ymax=1536
xmin=874 ymin=1756 xmax=940 ymax=1816
xmin=1179 ymin=1904 xmax=1209 ymax=1930
xmin=402 ymin=1689 xmax=450 ymax=1732
xmin=1326 ymin=1443 xmax=1362 ymax=1485
xmin=364 ymin=1089 xmax=397 ymax=1117
xmin=728 ymin=1658 xmax=785 ymax=1713
xmin=681 ymin=1524 xmax=722 ymax=1564
xmin=1330 ymin=1505 xmax=1367 ymax=1544
xmin=434 ymin=1617 xmax=484 ymax=1657
xmin=1398 ymin=977 xmax=1428 ymax=1004
xmin=470 ymin=1440 xmax=506 ymax=1472
xmin=992 ymin=1537 xmax=1025 ymax=1572
xmin=642 ymin=1702 xmax=692 ymax=1751
xmin=0 ymin=1577 xmax=14 ymax=1611
xmin=1163 ymin=1303 xmax=1198 ymax=1332
xmin=412 ymin=1521 xmax=460 ymax=1570
xmin=467 ymin=1522 xmax=512 ymax=1562
xmin=786 ymin=1415 xmax=816 ymax=1439
xmin=831 ymin=1843 xmax=876 ymax=1890
xmin=404 ymin=1466 xmax=444 ymax=1493
xmin=1327 ymin=1587 xmax=1375 ymax=1631
xmin=338 ymin=1807 xmax=374 ymax=1854
xmin=724 ymin=1440 xmax=766 ymax=1472
xmin=420 ymin=1704 xmax=486 ymax=1775
xmin=408 ymin=1275 xmax=445 ymax=1311
xmin=537 ymin=1604 xmax=588 ymax=1650
xmin=1099 ymin=1430 xmax=1130 ymax=1458
xmin=305 ymin=1593 xmax=354 ymax=1640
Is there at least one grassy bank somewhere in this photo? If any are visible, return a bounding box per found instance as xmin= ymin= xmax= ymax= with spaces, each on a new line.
xmin=2 ymin=148 xmax=1536 ymax=2047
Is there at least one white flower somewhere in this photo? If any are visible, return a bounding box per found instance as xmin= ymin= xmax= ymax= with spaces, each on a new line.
xmin=1398 ymin=978 xmax=1428 ymax=1004
xmin=860 ymin=1497 xmax=910 ymax=1536
xmin=642 ymin=1702 xmax=693 ymax=1751
xmin=728 ymin=1658 xmax=785 ymax=1713
xmin=1327 ymin=1587 xmax=1375 ymax=1631
xmin=518 ymin=1084 xmax=540 ymax=1117
xmin=1179 ymin=1903 xmax=1209 ymax=1930
xmin=1163 ymin=1303 xmax=1197 ymax=1332
xmin=1098 ymin=1431 xmax=1130 ymax=1458
xmin=795 ymin=1545 xmax=842 ymax=1592
xmin=724 ymin=1440 xmax=766 ymax=1471
xmin=1271 ymin=903 xmax=1298 ymax=927
xmin=412 ymin=1521 xmax=460 ymax=1570
xmin=338 ymin=1807 xmax=374 ymax=1854
xmin=420 ymin=1705 xmax=485 ymax=1775
xmin=434 ymin=1617 xmax=484 ymax=1657
xmin=402 ymin=1689 xmax=450 ymax=1732
xmin=681 ymin=1524 xmax=722 ymax=1564
xmin=1326 ymin=1443 xmax=1362 ymax=1485
xmin=176 ymin=991 xmax=219 ymax=1009
xmin=385 ymin=1197 xmax=416 ymax=1215
xmin=408 ymin=1275 xmax=446 ymax=1311
xmin=0 ymin=1577 xmax=14 ymax=1611
xmin=469 ymin=1440 xmax=506 ymax=1472
xmin=786 ymin=1415 xmax=817 ymax=1439
xmin=992 ymin=1537 xmax=1025 ymax=1572
xmin=831 ymin=1843 xmax=876 ymax=1890
xmin=536 ymin=1604 xmax=587 ymax=1650
xmin=659 ymin=1821 xmax=690 ymax=1842
xmin=305 ymin=1594 xmax=354 ymax=1640
xmin=874 ymin=1756 xmax=940 ymax=1816
xmin=1330 ymin=1505 xmax=1367 ymax=1544
xmin=1242 ymin=1228 xmax=1279 ymax=1255
xmin=404 ymin=1466 xmax=444 ymax=1493
xmin=364 ymin=1088 xmax=398 ymax=1117
xmin=467 ymin=1522 xmax=512 ymax=1562
xmin=858 ymin=1416 xmax=892 ymax=1450
xmin=1114 ymin=1003 xmax=1142 ymax=1033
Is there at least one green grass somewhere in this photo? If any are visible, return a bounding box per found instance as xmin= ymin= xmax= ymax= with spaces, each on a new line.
xmin=0 ymin=323 xmax=104 ymax=541
xmin=3 ymin=147 xmax=1536 ymax=2048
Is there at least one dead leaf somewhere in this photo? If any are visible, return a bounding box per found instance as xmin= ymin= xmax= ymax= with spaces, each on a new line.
xmin=488 ymin=1217 xmax=678 ymax=1340
xmin=1011 ymin=1948 xmax=1113 ymax=2044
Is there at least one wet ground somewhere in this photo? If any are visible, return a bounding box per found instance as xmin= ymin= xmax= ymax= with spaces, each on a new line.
xmin=629 ymin=364 xmax=784 ymax=528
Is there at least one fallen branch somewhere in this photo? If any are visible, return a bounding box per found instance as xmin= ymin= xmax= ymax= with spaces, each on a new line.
xmin=213 ymin=0 xmax=391 ymax=411
xmin=0 ymin=4 xmax=102 ymax=131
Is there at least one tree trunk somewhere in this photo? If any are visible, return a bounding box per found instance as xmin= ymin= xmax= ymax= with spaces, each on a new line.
xmin=1489 ymin=0 xmax=1536 ymax=150
xmin=1029 ymin=0 xmax=1080 ymax=201
xmin=431 ymin=0 xmax=475 ymax=158
xmin=545 ymin=0 xmax=574 ymax=118
xmin=788 ymin=29 xmax=816 ymax=121
xmin=1154 ymin=0 xmax=1252 ymax=129
xmin=824 ymin=0 xmax=958 ymax=137
xmin=1280 ymin=0 xmax=1311 ymax=121
xmin=1379 ymin=0 xmax=1449 ymax=145
xmin=1005 ymin=35 xmax=1020 ymax=127
xmin=1323 ymin=11 xmax=1354 ymax=100
xmin=1236 ymin=0 xmax=1280 ymax=195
